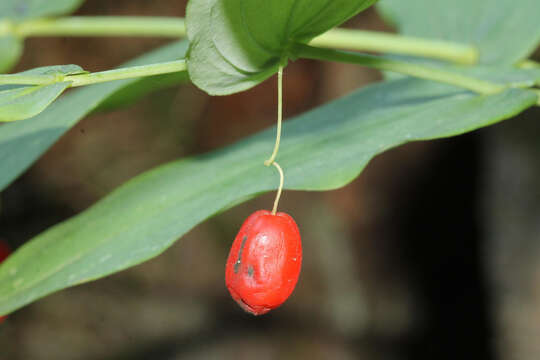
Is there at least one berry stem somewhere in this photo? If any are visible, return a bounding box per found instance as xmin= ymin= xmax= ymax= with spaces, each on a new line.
xmin=271 ymin=162 xmax=284 ymax=215
xmin=264 ymin=65 xmax=283 ymax=167
xmin=264 ymin=66 xmax=285 ymax=214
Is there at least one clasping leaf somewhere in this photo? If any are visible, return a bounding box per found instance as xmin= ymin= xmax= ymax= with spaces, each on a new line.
xmin=186 ymin=0 xmax=377 ymax=95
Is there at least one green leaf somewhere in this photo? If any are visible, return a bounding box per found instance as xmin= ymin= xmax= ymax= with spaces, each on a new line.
xmin=0 ymin=64 xmax=86 ymax=82
xmin=0 ymin=64 xmax=87 ymax=122
xmin=0 ymin=0 xmax=84 ymax=72
xmin=93 ymin=71 xmax=189 ymax=113
xmin=0 ymin=65 xmax=84 ymax=121
xmin=18 ymin=64 xmax=87 ymax=76
xmin=0 ymin=36 xmax=22 ymax=73
xmin=445 ymin=65 xmax=540 ymax=88
xmin=378 ymin=0 xmax=540 ymax=65
xmin=0 ymin=40 xmax=189 ymax=191
xmin=186 ymin=0 xmax=377 ymax=95
xmin=0 ymin=78 xmax=536 ymax=315
xmin=0 ymin=83 xmax=70 ymax=122
xmin=0 ymin=0 xmax=84 ymax=21
xmin=383 ymin=55 xmax=540 ymax=87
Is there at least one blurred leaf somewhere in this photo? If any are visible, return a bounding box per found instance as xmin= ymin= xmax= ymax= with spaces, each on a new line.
xmin=186 ymin=0 xmax=377 ymax=95
xmin=0 ymin=36 xmax=22 ymax=74
xmin=0 ymin=83 xmax=70 ymax=122
xmin=93 ymin=70 xmax=189 ymax=113
xmin=17 ymin=64 xmax=86 ymax=76
xmin=0 ymin=78 xmax=537 ymax=315
xmin=0 ymin=0 xmax=84 ymax=21
xmin=378 ymin=0 xmax=540 ymax=65
xmin=0 ymin=0 xmax=85 ymax=72
xmin=446 ymin=65 xmax=540 ymax=88
xmin=0 ymin=40 xmax=189 ymax=191
xmin=0 ymin=64 xmax=86 ymax=122
xmin=383 ymin=55 xmax=540 ymax=86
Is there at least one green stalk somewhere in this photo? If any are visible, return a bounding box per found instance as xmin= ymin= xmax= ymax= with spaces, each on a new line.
xmin=310 ymin=28 xmax=478 ymax=65
xmin=294 ymin=44 xmax=504 ymax=95
xmin=11 ymin=17 xmax=186 ymax=38
xmin=0 ymin=60 xmax=187 ymax=87
xmin=0 ymin=16 xmax=478 ymax=65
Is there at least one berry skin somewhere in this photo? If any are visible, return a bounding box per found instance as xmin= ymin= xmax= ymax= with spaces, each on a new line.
xmin=0 ymin=240 xmax=10 ymax=324
xmin=225 ymin=210 xmax=302 ymax=315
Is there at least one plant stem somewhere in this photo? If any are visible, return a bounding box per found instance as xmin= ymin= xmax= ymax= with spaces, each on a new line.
xmin=10 ymin=17 xmax=186 ymax=38
xmin=0 ymin=60 xmax=187 ymax=87
xmin=271 ymin=162 xmax=284 ymax=215
xmin=264 ymin=66 xmax=285 ymax=214
xmin=69 ymin=60 xmax=186 ymax=87
xmin=310 ymin=28 xmax=478 ymax=65
xmin=264 ymin=66 xmax=283 ymax=166
xmin=294 ymin=44 xmax=505 ymax=95
xmin=0 ymin=16 xmax=478 ymax=65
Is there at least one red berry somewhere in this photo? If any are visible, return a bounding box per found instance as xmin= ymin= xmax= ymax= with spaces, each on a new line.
xmin=0 ymin=240 xmax=10 ymax=324
xmin=225 ymin=210 xmax=302 ymax=315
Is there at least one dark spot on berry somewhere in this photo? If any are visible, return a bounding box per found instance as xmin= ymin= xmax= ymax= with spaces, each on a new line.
xmin=234 ymin=235 xmax=248 ymax=274
xmin=247 ymin=265 xmax=254 ymax=277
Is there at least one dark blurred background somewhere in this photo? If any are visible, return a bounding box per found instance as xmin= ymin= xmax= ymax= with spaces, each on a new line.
xmin=1 ymin=1 xmax=540 ymax=359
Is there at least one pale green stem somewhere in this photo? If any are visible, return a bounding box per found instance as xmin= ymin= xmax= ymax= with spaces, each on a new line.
xmin=310 ymin=28 xmax=478 ymax=65
xmin=271 ymin=162 xmax=284 ymax=215
xmin=68 ymin=60 xmax=186 ymax=87
xmin=7 ymin=17 xmax=186 ymax=38
xmin=0 ymin=16 xmax=478 ymax=65
xmin=264 ymin=66 xmax=285 ymax=215
xmin=0 ymin=60 xmax=187 ymax=87
xmin=264 ymin=66 xmax=283 ymax=166
xmin=294 ymin=44 xmax=505 ymax=95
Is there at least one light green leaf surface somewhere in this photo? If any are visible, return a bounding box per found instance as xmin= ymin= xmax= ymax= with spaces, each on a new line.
xmin=17 ymin=64 xmax=86 ymax=76
xmin=444 ymin=65 xmax=540 ymax=89
xmin=383 ymin=55 xmax=540 ymax=88
xmin=186 ymin=0 xmax=377 ymax=95
xmin=0 ymin=0 xmax=84 ymax=21
xmin=0 ymin=40 xmax=189 ymax=191
xmin=0 ymin=82 xmax=70 ymax=122
xmin=0 ymin=36 xmax=22 ymax=73
xmin=0 ymin=78 xmax=537 ymax=315
xmin=0 ymin=64 xmax=86 ymax=84
xmin=0 ymin=64 xmax=86 ymax=122
xmin=377 ymin=0 xmax=540 ymax=65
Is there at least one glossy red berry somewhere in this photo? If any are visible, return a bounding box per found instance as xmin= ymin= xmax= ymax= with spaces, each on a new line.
xmin=225 ymin=210 xmax=302 ymax=315
xmin=0 ymin=240 xmax=10 ymax=324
